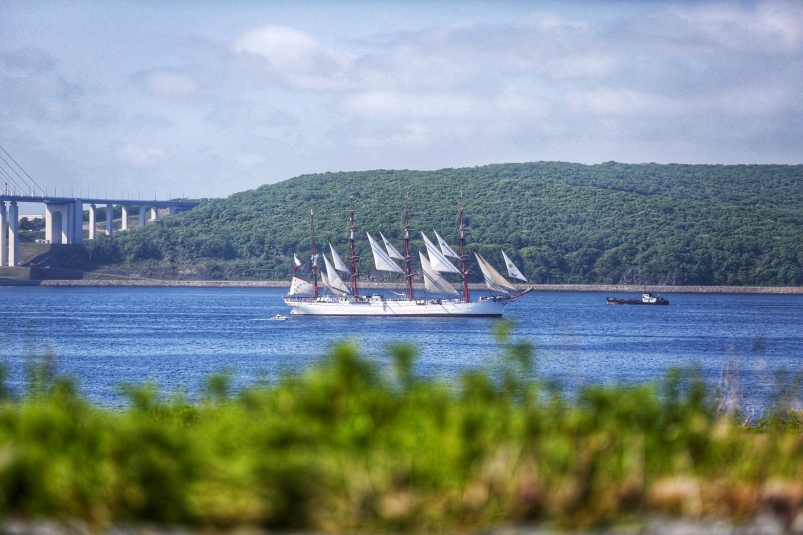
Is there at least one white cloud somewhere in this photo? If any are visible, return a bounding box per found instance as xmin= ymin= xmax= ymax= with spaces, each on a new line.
xmin=236 ymin=153 xmax=265 ymax=167
xmin=115 ymin=144 xmax=166 ymax=167
xmin=234 ymin=25 xmax=321 ymax=73
xmin=670 ymin=2 xmax=803 ymax=53
xmin=206 ymin=102 xmax=298 ymax=128
xmin=567 ymin=89 xmax=681 ymax=116
xmin=341 ymin=91 xmax=482 ymax=120
xmin=138 ymin=71 xmax=197 ymax=96
xmin=233 ymin=25 xmax=350 ymax=90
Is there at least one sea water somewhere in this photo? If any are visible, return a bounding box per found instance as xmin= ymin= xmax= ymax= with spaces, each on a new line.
xmin=1 ymin=287 xmax=801 ymax=409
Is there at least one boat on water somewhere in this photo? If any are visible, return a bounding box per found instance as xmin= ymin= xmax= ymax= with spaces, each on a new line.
xmin=268 ymin=314 xmax=289 ymax=321
xmin=606 ymin=293 xmax=669 ymax=305
xmin=283 ymin=196 xmax=532 ymax=317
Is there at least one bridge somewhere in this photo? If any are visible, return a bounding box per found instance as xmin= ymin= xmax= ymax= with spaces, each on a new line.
xmin=0 ymin=194 xmax=201 ymax=267
xmin=0 ymin=146 xmax=202 ymax=266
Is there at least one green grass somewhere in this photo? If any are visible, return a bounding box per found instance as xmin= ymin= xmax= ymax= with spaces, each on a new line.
xmin=0 ymin=267 xmax=31 ymax=280
xmin=1 ymin=329 xmax=801 ymax=531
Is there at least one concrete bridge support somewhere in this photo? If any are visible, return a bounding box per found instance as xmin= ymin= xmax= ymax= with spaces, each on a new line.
xmin=121 ymin=205 xmax=129 ymax=230
xmin=139 ymin=205 xmax=146 ymax=227
xmin=150 ymin=206 xmax=157 ymax=221
xmin=0 ymin=201 xmax=7 ymax=266
xmin=73 ymin=200 xmax=83 ymax=244
xmin=8 ymin=201 xmax=18 ymax=266
xmin=88 ymin=205 xmax=96 ymax=239
xmin=169 ymin=205 xmax=178 ymax=216
xmin=106 ymin=203 xmax=113 ymax=236
xmin=45 ymin=202 xmax=77 ymax=245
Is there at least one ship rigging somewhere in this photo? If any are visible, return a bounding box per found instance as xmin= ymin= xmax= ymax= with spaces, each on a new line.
xmin=284 ymin=196 xmax=532 ymax=317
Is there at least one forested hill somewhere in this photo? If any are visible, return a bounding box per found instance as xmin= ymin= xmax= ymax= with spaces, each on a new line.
xmin=87 ymin=162 xmax=803 ymax=286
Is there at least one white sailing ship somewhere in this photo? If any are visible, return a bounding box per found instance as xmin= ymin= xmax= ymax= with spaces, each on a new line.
xmin=284 ymin=197 xmax=532 ymax=317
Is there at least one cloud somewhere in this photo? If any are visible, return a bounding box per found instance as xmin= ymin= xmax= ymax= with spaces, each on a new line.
xmin=130 ymin=112 xmax=173 ymax=129
xmin=314 ymin=1 xmax=801 ymax=162
xmin=666 ymin=2 xmax=803 ymax=54
xmin=133 ymin=70 xmax=197 ymax=96
xmin=115 ymin=144 xmax=166 ymax=167
xmin=0 ymin=72 xmax=80 ymax=122
xmin=2 ymin=47 xmax=56 ymax=72
xmin=341 ymin=91 xmax=483 ymax=120
xmin=236 ymin=153 xmax=265 ymax=167
xmin=233 ymin=25 xmax=351 ymax=90
xmin=206 ymin=102 xmax=299 ymax=128
xmin=234 ymin=25 xmax=321 ymax=72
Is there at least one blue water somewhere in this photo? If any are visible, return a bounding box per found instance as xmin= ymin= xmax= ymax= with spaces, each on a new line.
xmin=1 ymin=287 xmax=801 ymax=409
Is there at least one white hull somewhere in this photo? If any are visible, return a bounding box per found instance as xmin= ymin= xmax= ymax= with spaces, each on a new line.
xmin=284 ymin=294 xmax=510 ymax=317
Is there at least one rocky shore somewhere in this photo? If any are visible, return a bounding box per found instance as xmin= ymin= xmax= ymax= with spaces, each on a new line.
xmin=1 ymin=278 xmax=802 ymax=293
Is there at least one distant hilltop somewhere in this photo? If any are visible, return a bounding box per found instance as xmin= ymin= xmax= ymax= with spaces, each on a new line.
xmin=36 ymin=162 xmax=803 ymax=286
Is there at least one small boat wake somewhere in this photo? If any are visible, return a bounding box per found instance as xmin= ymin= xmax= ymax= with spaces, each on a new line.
xmin=252 ymin=314 xmax=290 ymax=321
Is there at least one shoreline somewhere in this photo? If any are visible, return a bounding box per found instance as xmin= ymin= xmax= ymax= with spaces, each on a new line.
xmin=1 ymin=278 xmax=801 ymax=294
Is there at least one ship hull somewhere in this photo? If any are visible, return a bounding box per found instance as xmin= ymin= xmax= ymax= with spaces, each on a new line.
xmin=284 ymin=295 xmax=509 ymax=317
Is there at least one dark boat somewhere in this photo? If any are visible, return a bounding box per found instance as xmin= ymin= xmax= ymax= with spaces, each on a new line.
xmin=606 ymin=292 xmax=669 ymax=305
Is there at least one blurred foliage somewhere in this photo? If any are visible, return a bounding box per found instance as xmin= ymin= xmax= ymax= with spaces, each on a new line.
xmin=0 ymin=336 xmax=802 ymax=531
xmin=82 ymin=162 xmax=803 ymax=285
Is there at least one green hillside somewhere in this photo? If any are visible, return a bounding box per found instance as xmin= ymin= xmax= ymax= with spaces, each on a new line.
xmin=84 ymin=162 xmax=803 ymax=286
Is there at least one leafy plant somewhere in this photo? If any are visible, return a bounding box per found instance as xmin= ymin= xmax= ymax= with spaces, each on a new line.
xmin=0 ymin=336 xmax=801 ymax=531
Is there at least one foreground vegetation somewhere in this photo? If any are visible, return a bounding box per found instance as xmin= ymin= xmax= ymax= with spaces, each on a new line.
xmin=1 ymin=330 xmax=802 ymax=531
xmin=73 ymin=162 xmax=803 ymax=286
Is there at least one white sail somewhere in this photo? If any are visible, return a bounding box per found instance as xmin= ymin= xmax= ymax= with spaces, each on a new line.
xmin=501 ymin=250 xmax=528 ymax=282
xmin=288 ymin=276 xmax=316 ymax=296
xmin=321 ymin=271 xmax=349 ymax=296
xmin=329 ymin=243 xmax=351 ymax=275
xmin=422 ymin=233 xmax=461 ymax=274
xmin=323 ymin=254 xmax=352 ymax=295
xmin=433 ymin=230 xmax=460 ymax=258
xmin=379 ymin=232 xmax=405 ymax=260
xmin=320 ymin=271 xmax=332 ymax=294
xmin=419 ymin=251 xmax=458 ymax=295
xmin=475 ymin=253 xmax=518 ymax=293
xmin=367 ymin=232 xmax=405 ymax=273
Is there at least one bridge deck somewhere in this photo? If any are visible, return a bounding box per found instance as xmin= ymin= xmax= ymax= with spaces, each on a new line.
xmin=0 ymin=195 xmax=201 ymax=207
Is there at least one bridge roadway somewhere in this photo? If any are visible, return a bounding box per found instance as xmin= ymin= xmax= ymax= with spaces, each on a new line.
xmin=0 ymin=194 xmax=201 ymax=267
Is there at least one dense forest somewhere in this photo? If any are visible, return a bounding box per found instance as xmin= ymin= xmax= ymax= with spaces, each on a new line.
xmin=83 ymin=162 xmax=803 ymax=286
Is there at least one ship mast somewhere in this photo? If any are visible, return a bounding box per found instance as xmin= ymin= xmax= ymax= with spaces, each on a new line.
xmin=458 ymin=194 xmax=470 ymax=303
xmin=310 ymin=209 xmax=319 ymax=299
xmin=403 ymin=195 xmax=414 ymax=300
xmin=349 ymin=196 xmax=359 ymax=297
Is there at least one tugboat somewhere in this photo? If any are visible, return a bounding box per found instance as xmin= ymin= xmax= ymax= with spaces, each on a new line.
xmin=606 ymin=292 xmax=669 ymax=305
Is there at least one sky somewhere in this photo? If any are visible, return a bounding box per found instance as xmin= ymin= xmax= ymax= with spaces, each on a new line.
xmin=1 ymin=0 xmax=801 ymax=206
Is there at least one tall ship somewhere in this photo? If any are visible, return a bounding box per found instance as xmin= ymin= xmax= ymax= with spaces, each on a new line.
xmin=283 ymin=196 xmax=532 ymax=317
